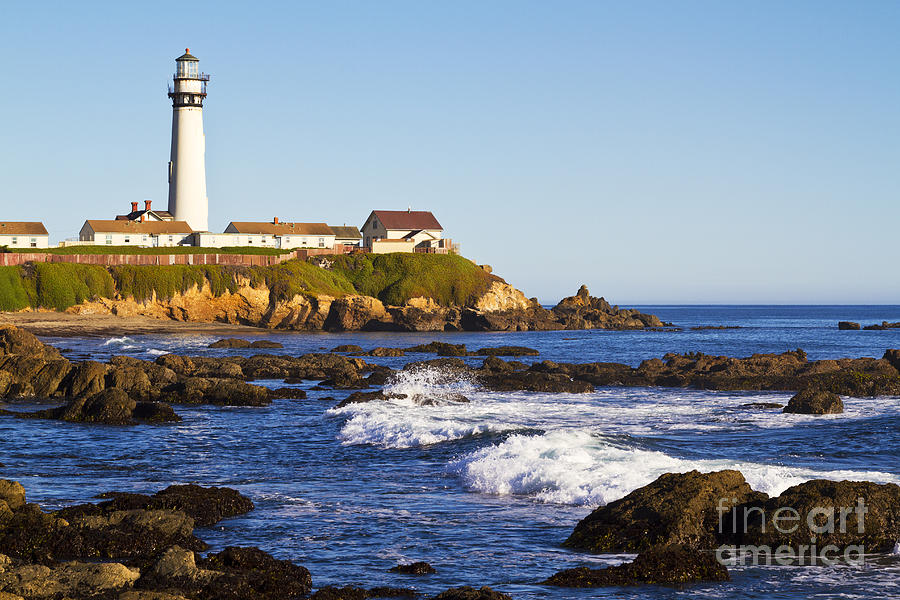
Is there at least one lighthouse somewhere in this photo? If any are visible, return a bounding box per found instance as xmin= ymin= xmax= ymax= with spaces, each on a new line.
xmin=167 ymin=49 xmax=209 ymax=232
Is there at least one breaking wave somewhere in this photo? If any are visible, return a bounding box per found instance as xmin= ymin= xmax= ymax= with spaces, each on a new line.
xmin=447 ymin=429 xmax=900 ymax=506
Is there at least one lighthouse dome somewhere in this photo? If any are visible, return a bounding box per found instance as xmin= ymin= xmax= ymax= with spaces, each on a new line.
xmin=176 ymin=48 xmax=199 ymax=62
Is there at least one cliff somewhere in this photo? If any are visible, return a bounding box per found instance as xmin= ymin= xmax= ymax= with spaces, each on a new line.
xmin=1 ymin=256 xmax=665 ymax=332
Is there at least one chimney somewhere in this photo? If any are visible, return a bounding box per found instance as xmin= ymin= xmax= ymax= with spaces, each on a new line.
xmin=131 ymin=201 xmax=138 ymax=213
xmin=274 ymin=216 xmax=279 ymax=224
xmin=140 ymin=214 xmax=146 ymax=222
xmin=145 ymin=200 xmax=152 ymax=212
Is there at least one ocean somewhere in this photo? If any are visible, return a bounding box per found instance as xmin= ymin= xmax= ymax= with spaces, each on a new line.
xmin=4 ymin=305 xmax=900 ymax=599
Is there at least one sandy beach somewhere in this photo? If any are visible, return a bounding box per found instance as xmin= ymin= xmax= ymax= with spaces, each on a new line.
xmin=0 ymin=311 xmax=271 ymax=338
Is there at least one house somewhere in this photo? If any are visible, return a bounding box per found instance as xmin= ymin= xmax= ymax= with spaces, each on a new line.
xmin=224 ymin=220 xmax=336 ymax=249
xmin=360 ymin=210 xmax=450 ymax=253
xmin=115 ymin=200 xmax=174 ymax=222
xmin=329 ymin=225 xmax=362 ymax=248
xmin=79 ymin=220 xmax=193 ymax=247
xmin=0 ymin=222 xmax=50 ymax=249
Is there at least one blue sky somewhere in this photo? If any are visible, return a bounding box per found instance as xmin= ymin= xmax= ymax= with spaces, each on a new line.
xmin=2 ymin=1 xmax=898 ymax=303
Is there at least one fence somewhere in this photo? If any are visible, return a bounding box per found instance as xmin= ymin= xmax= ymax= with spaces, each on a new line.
xmin=0 ymin=252 xmax=297 ymax=267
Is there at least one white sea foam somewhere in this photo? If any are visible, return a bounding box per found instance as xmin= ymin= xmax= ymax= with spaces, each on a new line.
xmin=893 ymin=542 xmax=900 ymax=556
xmin=146 ymin=349 xmax=168 ymax=356
xmin=103 ymin=336 xmax=133 ymax=346
xmin=447 ymin=429 xmax=900 ymax=506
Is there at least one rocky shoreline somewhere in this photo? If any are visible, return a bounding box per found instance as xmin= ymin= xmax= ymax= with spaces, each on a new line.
xmin=3 ymin=324 xmax=900 ymax=597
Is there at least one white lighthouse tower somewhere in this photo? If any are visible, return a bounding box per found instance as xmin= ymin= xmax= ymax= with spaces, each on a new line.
xmin=167 ymin=49 xmax=209 ymax=232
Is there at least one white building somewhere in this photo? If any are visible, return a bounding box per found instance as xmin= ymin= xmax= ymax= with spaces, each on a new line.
xmin=224 ymin=221 xmax=337 ymax=249
xmin=79 ymin=220 xmax=193 ymax=247
xmin=0 ymin=222 xmax=50 ymax=249
xmin=329 ymin=225 xmax=362 ymax=247
xmin=360 ymin=210 xmax=449 ymax=253
xmin=167 ymin=49 xmax=210 ymax=232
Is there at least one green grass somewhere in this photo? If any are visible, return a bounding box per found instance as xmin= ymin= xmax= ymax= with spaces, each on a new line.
xmin=12 ymin=245 xmax=292 ymax=256
xmin=249 ymin=260 xmax=357 ymax=301
xmin=0 ymin=253 xmax=497 ymax=312
xmin=32 ymin=263 xmax=117 ymax=312
xmin=0 ymin=266 xmax=31 ymax=311
xmin=110 ymin=265 xmax=245 ymax=302
xmin=329 ymin=253 xmax=496 ymax=306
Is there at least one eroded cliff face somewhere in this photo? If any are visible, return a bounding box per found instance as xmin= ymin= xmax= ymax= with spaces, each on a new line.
xmin=66 ymin=280 xmax=666 ymax=332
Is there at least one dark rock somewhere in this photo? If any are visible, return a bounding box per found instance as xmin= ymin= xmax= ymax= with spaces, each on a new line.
xmin=783 ymin=389 xmax=843 ymax=414
xmin=403 ymin=358 xmax=468 ymax=371
xmin=0 ymin=324 xmax=62 ymax=360
xmin=91 ymin=484 xmax=254 ymax=527
xmin=544 ymin=545 xmax=729 ymax=587
xmin=133 ymin=401 xmax=182 ymax=423
xmin=883 ymin=349 xmax=900 ymax=372
xmin=739 ymin=402 xmax=784 ymax=410
xmin=267 ymin=387 xmax=308 ymax=400
xmin=336 ymin=390 xmax=392 ymax=408
xmin=390 ymin=561 xmax=436 ymax=574
xmin=311 ymin=586 xmax=418 ymax=599
xmin=332 ymin=344 xmax=365 ymax=353
xmin=0 ymin=479 xmax=26 ymax=510
xmin=197 ymin=546 xmax=313 ymax=600
xmin=366 ymin=347 xmax=406 ymax=357
xmin=161 ymin=378 xmax=271 ymax=407
xmin=250 ymin=340 xmax=284 ymax=349
xmin=566 ymin=470 xmax=766 ymax=553
xmin=431 ymin=586 xmax=512 ymax=600
xmin=64 ymin=361 xmax=109 ymax=398
xmin=728 ymin=479 xmax=900 ymax=552
xmin=406 ymin=342 xmax=470 ymax=356
xmin=838 ymin=321 xmax=861 ymax=330
xmin=106 ymin=365 xmax=153 ymax=400
xmin=58 ymin=388 xmax=137 ymax=425
xmin=209 ymin=338 xmax=252 ymax=348
xmin=480 ymin=371 xmax=594 ymax=394
xmin=475 ymin=346 xmax=539 ymax=357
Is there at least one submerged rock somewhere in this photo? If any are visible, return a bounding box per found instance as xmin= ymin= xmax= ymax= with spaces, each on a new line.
xmin=209 ymin=338 xmax=253 ymax=348
xmin=544 ymin=545 xmax=728 ymax=587
xmin=431 ymin=586 xmax=512 ymax=600
xmin=389 ymin=561 xmax=436 ymax=574
xmin=783 ymin=389 xmax=843 ymax=414
xmin=406 ymin=342 xmax=470 ymax=356
xmin=474 ymin=346 xmax=539 ymax=357
xmin=838 ymin=321 xmax=861 ymax=330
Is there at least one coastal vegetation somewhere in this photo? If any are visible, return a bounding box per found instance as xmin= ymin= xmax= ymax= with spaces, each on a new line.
xmin=8 ymin=245 xmax=291 ymax=255
xmin=0 ymin=253 xmax=495 ymax=312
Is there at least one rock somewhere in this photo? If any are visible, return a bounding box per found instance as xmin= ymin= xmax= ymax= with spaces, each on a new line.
xmin=565 ymin=470 xmax=766 ymax=553
xmin=883 ymin=349 xmax=900 ymax=372
xmin=64 ymin=361 xmax=109 ymax=398
xmin=480 ymin=371 xmax=594 ymax=394
xmin=106 ymin=366 xmax=153 ymax=400
xmin=335 ymin=390 xmax=392 ymax=408
xmin=0 ymin=481 xmax=25 ymax=511
xmin=0 ymin=561 xmax=139 ymax=598
xmin=365 ymin=347 xmax=406 ymax=357
xmin=728 ymin=479 xmax=900 ymax=552
xmin=739 ymin=402 xmax=784 ymax=410
xmin=543 ymin=545 xmax=728 ymax=587
xmin=783 ymin=389 xmax=843 ymax=414
xmin=838 ymin=321 xmax=861 ymax=330
xmin=161 ymin=378 xmax=271 ymax=407
xmin=93 ymin=484 xmax=254 ymax=528
xmin=0 ymin=325 xmax=62 ymax=361
xmin=311 ymin=586 xmax=418 ymax=599
xmin=325 ymin=296 xmax=389 ymax=332
xmin=133 ymin=402 xmax=182 ymax=423
xmin=196 ymin=546 xmax=313 ymax=599
xmin=475 ymin=346 xmax=539 ymax=356
xmin=403 ymin=357 xmax=468 ymax=371
xmin=267 ymin=387 xmax=308 ymax=400
xmin=209 ymin=338 xmax=252 ymax=348
xmin=250 ymin=340 xmax=284 ymax=349
xmin=150 ymin=545 xmax=201 ymax=579
xmin=406 ymin=341 xmax=470 ymax=356
xmin=58 ymin=388 xmax=137 ymax=425
xmin=332 ymin=344 xmax=364 ymax=353
xmin=390 ymin=561 xmax=436 ymax=574
xmin=431 ymin=586 xmax=512 ymax=600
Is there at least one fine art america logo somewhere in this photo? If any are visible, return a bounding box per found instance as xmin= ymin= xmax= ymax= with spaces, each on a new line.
xmin=715 ymin=497 xmax=869 ymax=566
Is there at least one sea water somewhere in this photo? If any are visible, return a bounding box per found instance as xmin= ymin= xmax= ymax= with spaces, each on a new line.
xmin=3 ymin=305 xmax=900 ymax=599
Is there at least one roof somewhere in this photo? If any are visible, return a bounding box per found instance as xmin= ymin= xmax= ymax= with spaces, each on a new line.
xmin=176 ymin=48 xmax=199 ymax=61
xmin=116 ymin=210 xmax=175 ymax=221
xmin=329 ymin=226 xmax=362 ymax=240
xmin=402 ymin=229 xmax=438 ymax=240
xmin=227 ymin=222 xmax=335 ymax=236
xmin=370 ymin=210 xmax=442 ymax=231
xmin=0 ymin=222 xmax=48 ymax=236
xmin=83 ymin=220 xmax=193 ymax=234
